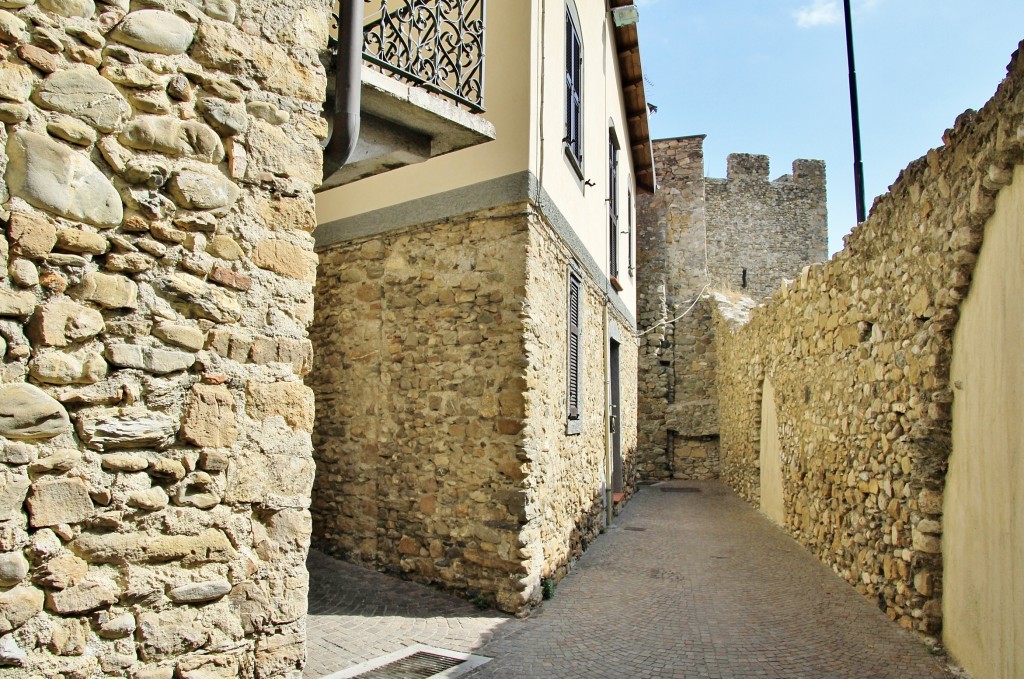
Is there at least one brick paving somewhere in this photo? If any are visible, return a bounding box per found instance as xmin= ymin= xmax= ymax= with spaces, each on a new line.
xmin=305 ymin=480 xmax=957 ymax=679
xmin=303 ymin=549 xmax=505 ymax=678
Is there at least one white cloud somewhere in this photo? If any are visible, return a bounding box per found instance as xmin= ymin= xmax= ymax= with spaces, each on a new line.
xmin=793 ymin=0 xmax=841 ymax=28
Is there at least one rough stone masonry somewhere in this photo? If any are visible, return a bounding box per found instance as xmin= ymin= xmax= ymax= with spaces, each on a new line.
xmin=310 ymin=202 xmax=639 ymax=613
xmin=636 ymin=136 xmax=826 ymax=482
xmin=713 ymin=41 xmax=1024 ymax=641
xmin=0 ymin=0 xmax=326 ymax=674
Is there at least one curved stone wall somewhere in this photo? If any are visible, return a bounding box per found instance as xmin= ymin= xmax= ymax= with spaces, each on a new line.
xmin=0 ymin=0 xmax=325 ymax=674
xmin=714 ymin=42 xmax=1024 ymax=641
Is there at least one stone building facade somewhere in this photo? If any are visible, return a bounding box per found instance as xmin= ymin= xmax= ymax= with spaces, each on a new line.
xmin=310 ymin=197 xmax=639 ymax=612
xmin=712 ymin=42 xmax=1024 ymax=678
xmin=0 ymin=0 xmax=324 ymax=675
xmin=636 ymin=136 xmax=827 ymax=480
xmin=310 ymin=0 xmax=652 ymax=614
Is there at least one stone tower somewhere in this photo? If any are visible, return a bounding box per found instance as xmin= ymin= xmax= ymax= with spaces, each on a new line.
xmin=636 ymin=136 xmax=827 ymax=480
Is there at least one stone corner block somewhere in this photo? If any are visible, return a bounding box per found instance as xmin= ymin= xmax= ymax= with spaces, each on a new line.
xmin=245 ymin=381 xmax=314 ymax=432
xmin=252 ymin=239 xmax=317 ymax=283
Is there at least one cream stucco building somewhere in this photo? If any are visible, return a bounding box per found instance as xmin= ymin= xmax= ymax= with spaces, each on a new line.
xmin=309 ymin=0 xmax=654 ymax=610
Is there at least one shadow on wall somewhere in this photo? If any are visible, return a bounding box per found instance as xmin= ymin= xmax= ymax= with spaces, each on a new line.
xmin=537 ymin=476 xmax=635 ymax=589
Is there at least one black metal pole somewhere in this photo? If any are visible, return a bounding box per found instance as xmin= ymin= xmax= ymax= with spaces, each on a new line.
xmin=843 ymin=0 xmax=866 ymax=223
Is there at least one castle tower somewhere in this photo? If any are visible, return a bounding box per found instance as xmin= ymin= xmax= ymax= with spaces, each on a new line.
xmin=636 ymin=139 xmax=827 ymax=480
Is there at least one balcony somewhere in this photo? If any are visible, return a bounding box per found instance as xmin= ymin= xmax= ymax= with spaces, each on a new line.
xmin=320 ymin=0 xmax=496 ymax=191
xmin=360 ymin=0 xmax=486 ymax=113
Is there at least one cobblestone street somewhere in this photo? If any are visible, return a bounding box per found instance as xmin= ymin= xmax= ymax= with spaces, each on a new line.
xmin=306 ymin=481 xmax=957 ymax=678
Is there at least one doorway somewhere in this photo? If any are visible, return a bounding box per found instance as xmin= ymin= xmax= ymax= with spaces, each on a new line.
xmin=610 ymin=338 xmax=623 ymax=494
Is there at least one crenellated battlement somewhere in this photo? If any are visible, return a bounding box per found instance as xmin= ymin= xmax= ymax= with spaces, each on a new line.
xmin=725 ymin=153 xmax=770 ymax=182
xmin=721 ymin=153 xmax=825 ymax=190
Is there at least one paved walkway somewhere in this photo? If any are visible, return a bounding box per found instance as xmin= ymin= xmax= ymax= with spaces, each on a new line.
xmin=304 ymin=549 xmax=505 ymax=678
xmin=306 ymin=481 xmax=958 ymax=679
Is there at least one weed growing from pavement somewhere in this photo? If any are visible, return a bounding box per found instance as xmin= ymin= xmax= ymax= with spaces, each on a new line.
xmin=541 ymin=577 xmax=555 ymax=600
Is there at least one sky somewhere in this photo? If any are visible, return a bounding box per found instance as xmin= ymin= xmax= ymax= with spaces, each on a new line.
xmin=632 ymin=0 xmax=1024 ymax=254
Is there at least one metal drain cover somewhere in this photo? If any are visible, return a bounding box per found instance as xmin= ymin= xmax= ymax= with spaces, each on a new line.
xmin=352 ymin=652 xmax=463 ymax=678
xmin=324 ymin=645 xmax=491 ymax=679
xmin=623 ymin=526 xmax=647 ymax=531
xmin=660 ymin=487 xmax=701 ymax=493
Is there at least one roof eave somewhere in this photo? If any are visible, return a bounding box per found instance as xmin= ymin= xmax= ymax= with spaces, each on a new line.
xmin=609 ymin=0 xmax=656 ymax=194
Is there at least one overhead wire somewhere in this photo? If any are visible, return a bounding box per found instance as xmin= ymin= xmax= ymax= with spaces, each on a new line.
xmin=634 ymin=189 xmax=713 ymax=337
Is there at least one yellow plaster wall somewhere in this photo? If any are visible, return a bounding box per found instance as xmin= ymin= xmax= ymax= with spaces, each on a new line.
xmin=314 ymin=1 xmax=534 ymax=222
xmin=759 ymin=378 xmax=784 ymax=525
xmin=315 ymin=1 xmax=641 ymax=313
xmin=944 ymin=163 xmax=1024 ymax=679
xmin=535 ymin=0 xmax=639 ymax=312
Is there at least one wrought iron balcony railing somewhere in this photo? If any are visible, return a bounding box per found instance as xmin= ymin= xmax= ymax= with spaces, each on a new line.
xmin=331 ymin=0 xmax=486 ymax=113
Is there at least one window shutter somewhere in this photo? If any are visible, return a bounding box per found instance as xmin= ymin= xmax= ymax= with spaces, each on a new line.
xmin=567 ymin=269 xmax=582 ymax=420
xmin=627 ymin=186 xmax=634 ymax=276
xmin=565 ymin=12 xmax=582 ymax=165
xmin=609 ymin=135 xmax=619 ymax=278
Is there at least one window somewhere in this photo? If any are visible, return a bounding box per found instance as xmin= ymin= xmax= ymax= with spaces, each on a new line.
xmin=567 ymin=266 xmax=582 ymax=433
xmin=564 ymin=9 xmax=583 ymax=170
xmin=627 ymin=185 xmax=634 ymax=277
xmin=608 ymin=132 xmax=619 ymax=281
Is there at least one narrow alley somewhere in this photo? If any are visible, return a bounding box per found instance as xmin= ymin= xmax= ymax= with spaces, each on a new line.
xmin=305 ymin=481 xmax=956 ymax=678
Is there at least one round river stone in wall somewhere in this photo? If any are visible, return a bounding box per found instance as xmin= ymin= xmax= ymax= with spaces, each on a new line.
xmin=6 ymin=131 xmax=123 ymax=227
xmin=0 ymin=62 xmax=33 ymax=103
xmin=34 ymin=69 xmax=131 ymax=134
xmin=38 ymin=0 xmax=94 ymax=19
xmin=111 ymin=10 xmax=195 ymax=55
xmin=0 ymin=383 xmax=71 ymax=440
xmin=168 ymin=169 xmax=240 ymax=210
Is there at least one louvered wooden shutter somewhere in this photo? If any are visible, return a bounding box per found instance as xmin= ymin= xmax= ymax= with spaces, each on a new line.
xmin=567 ymin=269 xmax=581 ymax=420
xmin=609 ymin=135 xmax=619 ymax=277
xmin=565 ymin=13 xmax=582 ymax=165
xmin=627 ymin=186 xmax=634 ymax=276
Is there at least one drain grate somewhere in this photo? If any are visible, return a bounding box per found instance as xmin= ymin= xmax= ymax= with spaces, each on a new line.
xmin=324 ymin=645 xmax=491 ymax=679
xmin=660 ymin=487 xmax=701 ymax=493
xmin=350 ymin=651 xmax=463 ymax=678
xmin=623 ymin=526 xmax=647 ymax=531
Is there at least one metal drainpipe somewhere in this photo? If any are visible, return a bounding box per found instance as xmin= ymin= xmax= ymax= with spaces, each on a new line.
xmin=603 ymin=298 xmax=613 ymax=527
xmin=322 ymin=0 xmax=364 ymax=178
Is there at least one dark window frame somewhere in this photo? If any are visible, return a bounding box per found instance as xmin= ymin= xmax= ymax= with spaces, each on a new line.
xmin=564 ymin=7 xmax=583 ymax=176
xmin=627 ymin=183 xmax=634 ymax=278
xmin=567 ymin=265 xmax=583 ymax=435
xmin=608 ymin=130 xmax=620 ymax=281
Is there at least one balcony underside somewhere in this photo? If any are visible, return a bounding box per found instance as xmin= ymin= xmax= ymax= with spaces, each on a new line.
xmin=319 ymin=67 xmax=496 ymax=192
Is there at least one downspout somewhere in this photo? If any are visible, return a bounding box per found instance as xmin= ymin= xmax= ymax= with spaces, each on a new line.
xmin=322 ymin=0 xmax=364 ymax=178
xmin=604 ymin=299 xmax=613 ymax=527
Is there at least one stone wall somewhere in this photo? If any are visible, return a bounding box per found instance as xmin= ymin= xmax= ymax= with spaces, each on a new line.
xmin=636 ymin=136 xmax=707 ymax=480
xmin=519 ymin=209 xmax=639 ymax=594
xmin=310 ymin=204 xmax=530 ymax=612
xmin=636 ymin=136 xmax=825 ymax=480
xmin=705 ymin=153 xmax=827 ymax=300
xmin=0 ymin=0 xmax=325 ymax=674
xmin=713 ymin=42 xmax=1024 ymax=642
xmin=310 ymin=201 xmax=638 ymax=612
